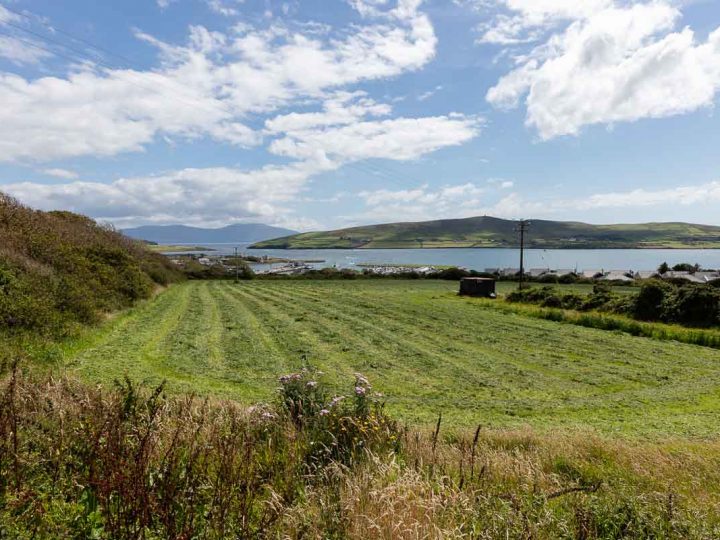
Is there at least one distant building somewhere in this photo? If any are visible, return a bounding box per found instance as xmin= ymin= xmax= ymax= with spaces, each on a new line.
xmin=695 ymin=271 xmax=720 ymax=283
xmin=600 ymin=271 xmax=634 ymax=282
xmin=662 ymin=271 xmax=706 ymax=284
xmin=527 ymin=268 xmax=550 ymax=278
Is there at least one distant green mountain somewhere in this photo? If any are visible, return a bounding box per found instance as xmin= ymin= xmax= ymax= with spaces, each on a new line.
xmin=249 ymin=216 xmax=720 ymax=249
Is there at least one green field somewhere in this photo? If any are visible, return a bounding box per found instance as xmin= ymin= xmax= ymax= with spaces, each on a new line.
xmin=62 ymin=280 xmax=720 ymax=437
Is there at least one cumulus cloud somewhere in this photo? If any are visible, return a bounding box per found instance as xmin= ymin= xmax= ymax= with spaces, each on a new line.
xmin=469 ymin=0 xmax=611 ymax=44
xmin=484 ymin=1 xmax=720 ymax=139
xmin=4 ymin=161 xmax=331 ymax=229
xmin=0 ymin=0 xmax=436 ymax=163
xmin=0 ymin=0 xmax=487 ymax=228
xmin=354 ymin=182 xmax=489 ymax=222
xmin=270 ymin=114 xmax=481 ymax=162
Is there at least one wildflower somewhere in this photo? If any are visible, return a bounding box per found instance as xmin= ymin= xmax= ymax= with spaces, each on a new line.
xmin=329 ymin=396 xmax=345 ymax=407
xmin=355 ymin=386 xmax=367 ymax=396
xmin=319 ymin=409 xmax=330 ymax=416
xmin=306 ymin=381 xmax=317 ymax=388
xmin=354 ymin=373 xmax=370 ymax=386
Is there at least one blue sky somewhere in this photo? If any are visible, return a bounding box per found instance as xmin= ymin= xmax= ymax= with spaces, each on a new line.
xmin=0 ymin=0 xmax=719 ymax=230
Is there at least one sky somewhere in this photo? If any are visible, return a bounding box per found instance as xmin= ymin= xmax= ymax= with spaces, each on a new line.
xmin=0 ymin=0 xmax=719 ymax=231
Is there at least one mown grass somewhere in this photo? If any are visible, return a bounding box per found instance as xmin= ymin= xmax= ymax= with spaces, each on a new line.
xmin=47 ymin=280 xmax=720 ymax=437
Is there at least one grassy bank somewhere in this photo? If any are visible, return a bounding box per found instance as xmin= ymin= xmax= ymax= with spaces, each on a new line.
xmin=36 ymin=280 xmax=720 ymax=437
xmin=474 ymin=297 xmax=720 ymax=349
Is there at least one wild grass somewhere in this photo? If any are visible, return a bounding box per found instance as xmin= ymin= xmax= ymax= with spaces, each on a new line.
xmin=2 ymin=367 xmax=720 ymax=539
xmin=34 ymin=280 xmax=720 ymax=437
xmin=477 ymin=298 xmax=720 ymax=349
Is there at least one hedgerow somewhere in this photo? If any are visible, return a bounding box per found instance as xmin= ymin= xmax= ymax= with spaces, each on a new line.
xmin=0 ymin=192 xmax=183 ymax=337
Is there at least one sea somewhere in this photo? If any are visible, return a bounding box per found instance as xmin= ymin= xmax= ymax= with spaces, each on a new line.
xmin=163 ymin=244 xmax=720 ymax=273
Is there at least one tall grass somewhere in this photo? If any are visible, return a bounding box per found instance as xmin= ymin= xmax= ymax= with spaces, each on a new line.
xmin=479 ymin=299 xmax=720 ymax=349
xmin=2 ymin=364 xmax=720 ymax=538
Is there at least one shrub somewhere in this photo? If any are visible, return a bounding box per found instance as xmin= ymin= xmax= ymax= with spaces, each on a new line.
xmin=436 ymin=267 xmax=471 ymax=281
xmin=634 ymin=279 xmax=673 ymax=321
xmin=0 ymin=192 xmax=183 ymax=336
xmin=665 ymin=285 xmax=720 ymax=327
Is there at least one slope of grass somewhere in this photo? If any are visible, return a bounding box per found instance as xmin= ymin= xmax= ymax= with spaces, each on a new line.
xmin=55 ymin=280 xmax=720 ymax=437
xmin=0 ymin=192 xmax=183 ymax=340
xmin=250 ymin=216 xmax=720 ymax=249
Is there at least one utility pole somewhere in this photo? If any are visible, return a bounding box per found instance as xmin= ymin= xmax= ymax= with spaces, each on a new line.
xmin=234 ymin=246 xmax=239 ymax=283
xmin=516 ymin=220 xmax=530 ymax=290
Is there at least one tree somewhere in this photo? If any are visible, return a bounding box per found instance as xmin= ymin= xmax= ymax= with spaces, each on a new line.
xmin=634 ymin=280 xmax=672 ymax=321
xmin=658 ymin=262 xmax=669 ymax=274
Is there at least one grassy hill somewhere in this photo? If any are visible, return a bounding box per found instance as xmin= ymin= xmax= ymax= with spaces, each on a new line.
xmin=250 ymin=216 xmax=720 ymax=249
xmin=0 ymin=192 xmax=183 ymax=340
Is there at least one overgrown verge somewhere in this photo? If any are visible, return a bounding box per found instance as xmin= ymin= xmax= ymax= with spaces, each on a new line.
xmin=2 ymin=365 xmax=719 ymax=539
xmin=0 ymin=193 xmax=183 ymax=341
xmin=506 ymin=281 xmax=720 ymax=331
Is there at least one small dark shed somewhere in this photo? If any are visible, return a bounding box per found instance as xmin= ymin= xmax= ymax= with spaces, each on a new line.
xmin=459 ymin=277 xmax=496 ymax=298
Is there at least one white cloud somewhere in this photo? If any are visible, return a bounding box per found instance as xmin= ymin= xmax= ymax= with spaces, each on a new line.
xmin=472 ymin=0 xmax=611 ymax=44
xmin=417 ymin=84 xmax=442 ymax=101
xmin=577 ymin=181 xmax=720 ymax=209
xmin=355 ymin=182 xmax=489 ymax=222
xmin=41 ymin=168 xmax=80 ymax=180
xmin=206 ymin=0 xmax=244 ymax=17
xmin=0 ymin=0 xmax=488 ymax=228
xmin=0 ymin=0 xmax=436 ymax=163
xmin=3 ymin=161 xmax=331 ymax=229
xmin=270 ymin=114 xmax=481 ymax=162
xmin=264 ymin=91 xmax=392 ymax=133
xmin=485 ymin=1 xmax=720 ymax=139
xmin=487 ymin=177 xmax=514 ymax=188
xmin=0 ymin=5 xmax=20 ymax=24
xmin=0 ymin=35 xmax=52 ymax=65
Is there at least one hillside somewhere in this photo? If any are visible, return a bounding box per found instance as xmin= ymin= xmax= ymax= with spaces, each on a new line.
xmin=250 ymin=216 xmax=720 ymax=249
xmin=123 ymin=223 xmax=297 ymax=244
xmin=0 ymin=192 xmax=182 ymax=339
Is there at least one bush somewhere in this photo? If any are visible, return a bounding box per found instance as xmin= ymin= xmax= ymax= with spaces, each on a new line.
xmin=665 ymin=285 xmax=720 ymax=327
xmin=436 ymin=267 xmax=471 ymax=281
xmin=0 ymin=192 xmax=183 ymax=336
xmin=634 ymin=280 xmax=672 ymax=321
